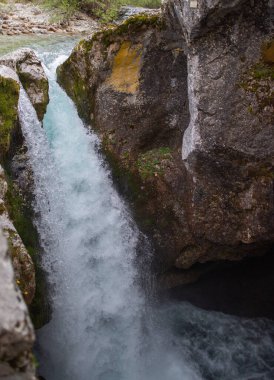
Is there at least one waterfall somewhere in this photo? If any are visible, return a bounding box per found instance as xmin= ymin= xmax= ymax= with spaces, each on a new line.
xmin=17 ymin=41 xmax=274 ymax=380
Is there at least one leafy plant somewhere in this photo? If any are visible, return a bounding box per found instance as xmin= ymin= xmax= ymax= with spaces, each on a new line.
xmin=40 ymin=0 xmax=162 ymax=23
xmin=137 ymin=147 xmax=172 ymax=180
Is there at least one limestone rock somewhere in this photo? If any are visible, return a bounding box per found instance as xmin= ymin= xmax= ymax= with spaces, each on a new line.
xmin=0 ymin=49 xmax=49 ymax=121
xmin=165 ymin=0 xmax=274 ymax=268
xmin=58 ymin=2 xmax=274 ymax=280
xmin=0 ymin=228 xmax=35 ymax=379
xmin=57 ymin=14 xmax=191 ymax=269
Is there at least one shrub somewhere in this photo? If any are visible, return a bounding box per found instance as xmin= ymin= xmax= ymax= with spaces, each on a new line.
xmin=42 ymin=0 xmax=162 ymax=23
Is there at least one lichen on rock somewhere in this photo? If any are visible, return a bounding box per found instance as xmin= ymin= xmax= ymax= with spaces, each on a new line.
xmin=106 ymin=41 xmax=142 ymax=94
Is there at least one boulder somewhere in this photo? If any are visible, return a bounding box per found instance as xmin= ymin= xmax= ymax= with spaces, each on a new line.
xmin=57 ymin=14 xmax=192 ymax=269
xmin=0 ymin=228 xmax=35 ymax=379
xmin=0 ymin=48 xmax=49 ymax=121
xmin=164 ymin=0 xmax=274 ymax=267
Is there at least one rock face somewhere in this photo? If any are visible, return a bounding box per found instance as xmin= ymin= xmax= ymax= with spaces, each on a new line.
xmin=58 ymin=2 xmax=274 ymax=281
xmin=0 ymin=65 xmax=20 ymax=156
xmin=0 ymin=166 xmax=35 ymax=305
xmin=58 ymin=14 xmax=191 ymax=269
xmin=0 ymin=50 xmax=49 ymax=324
xmin=0 ymin=48 xmax=49 ymax=121
xmin=0 ymin=228 xmax=35 ymax=380
xmin=164 ymin=0 xmax=274 ymax=268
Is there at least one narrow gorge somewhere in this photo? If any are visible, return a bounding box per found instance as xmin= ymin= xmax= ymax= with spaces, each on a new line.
xmin=0 ymin=0 xmax=273 ymax=379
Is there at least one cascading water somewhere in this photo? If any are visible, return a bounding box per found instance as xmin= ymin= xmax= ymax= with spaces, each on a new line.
xmin=17 ymin=40 xmax=274 ymax=380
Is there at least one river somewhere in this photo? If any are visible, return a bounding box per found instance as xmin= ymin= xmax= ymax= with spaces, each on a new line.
xmin=7 ymin=37 xmax=274 ymax=380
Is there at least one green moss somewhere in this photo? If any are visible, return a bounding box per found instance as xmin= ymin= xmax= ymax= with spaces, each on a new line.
xmin=5 ymin=179 xmax=38 ymax=254
xmin=5 ymin=175 xmax=50 ymax=329
xmin=252 ymin=62 xmax=274 ymax=80
xmin=0 ymin=76 xmax=20 ymax=156
xmin=137 ymin=147 xmax=172 ymax=180
xmin=91 ymin=14 xmax=163 ymax=47
xmin=77 ymin=37 xmax=94 ymax=52
xmin=240 ymin=46 xmax=274 ymax=117
xmin=6 ymin=231 xmax=33 ymax=302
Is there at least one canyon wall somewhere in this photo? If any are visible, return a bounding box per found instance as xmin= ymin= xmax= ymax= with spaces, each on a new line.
xmin=58 ymin=0 xmax=274 ymax=283
xmin=57 ymin=14 xmax=192 ymax=272
xmin=165 ymin=0 xmax=274 ymax=267
xmin=0 ymin=49 xmax=49 ymax=377
xmin=57 ymin=0 xmax=274 ymax=280
xmin=0 ymin=229 xmax=35 ymax=380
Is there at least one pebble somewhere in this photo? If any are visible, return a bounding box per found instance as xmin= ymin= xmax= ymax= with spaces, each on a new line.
xmin=0 ymin=2 xmax=99 ymax=36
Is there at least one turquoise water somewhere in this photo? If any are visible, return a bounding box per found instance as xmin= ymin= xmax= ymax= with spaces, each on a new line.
xmin=15 ymin=39 xmax=274 ymax=380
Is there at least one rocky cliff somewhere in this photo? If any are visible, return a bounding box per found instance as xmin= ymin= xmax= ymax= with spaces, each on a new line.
xmin=57 ymin=1 xmax=273 ymax=283
xmin=0 ymin=63 xmax=36 ymax=303
xmin=0 ymin=230 xmax=35 ymax=380
xmin=164 ymin=0 xmax=274 ymax=267
xmin=0 ymin=49 xmax=49 ymax=377
xmin=57 ymin=13 xmax=191 ymax=273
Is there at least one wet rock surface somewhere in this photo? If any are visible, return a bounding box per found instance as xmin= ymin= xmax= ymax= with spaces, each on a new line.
xmin=57 ymin=14 xmax=191 ymax=271
xmin=0 ymin=227 xmax=35 ymax=380
xmin=0 ymin=49 xmax=49 ymax=328
xmin=0 ymin=165 xmax=35 ymax=305
xmin=58 ymin=1 xmax=274 ymax=285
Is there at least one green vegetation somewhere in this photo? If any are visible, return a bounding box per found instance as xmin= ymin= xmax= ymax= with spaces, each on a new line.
xmin=240 ymin=42 xmax=274 ymax=118
xmin=5 ymin=179 xmax=38 ymax=258
xmin=5 ymin=175 xmax=50 ymax=328
xmin=40 ymin=0 xmax=161 ymax=22
xmin=89 ymin=14 xmax=162 ymax=47
xmin=251 ymin=62 xmax=274 ymax=80
xmin=0 ymin=75 xmax=20 ymax=156
xmin=137 ymin=147 xmax=172 ymax=180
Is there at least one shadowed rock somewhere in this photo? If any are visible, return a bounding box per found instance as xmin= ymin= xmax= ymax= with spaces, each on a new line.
xmin=0 ymin=228 xmax=35 ymax=379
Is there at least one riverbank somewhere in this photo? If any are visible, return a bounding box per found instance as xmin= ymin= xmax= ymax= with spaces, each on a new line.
xmin=0 ymin=1 xmax=99 ymax=36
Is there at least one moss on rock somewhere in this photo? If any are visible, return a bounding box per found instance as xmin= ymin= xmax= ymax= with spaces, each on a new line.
xmin=137 ymin=147 xmax=172 ymax=179
xmin=4 ymin=173 xmax=50 ymax=328
xmin=240 ymin=43 xmax=274 ymax=120
xmin=83 ymin=13 xmax=163 ymax=48
xmin=0 ymin=68 xmax=20 ymax=156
